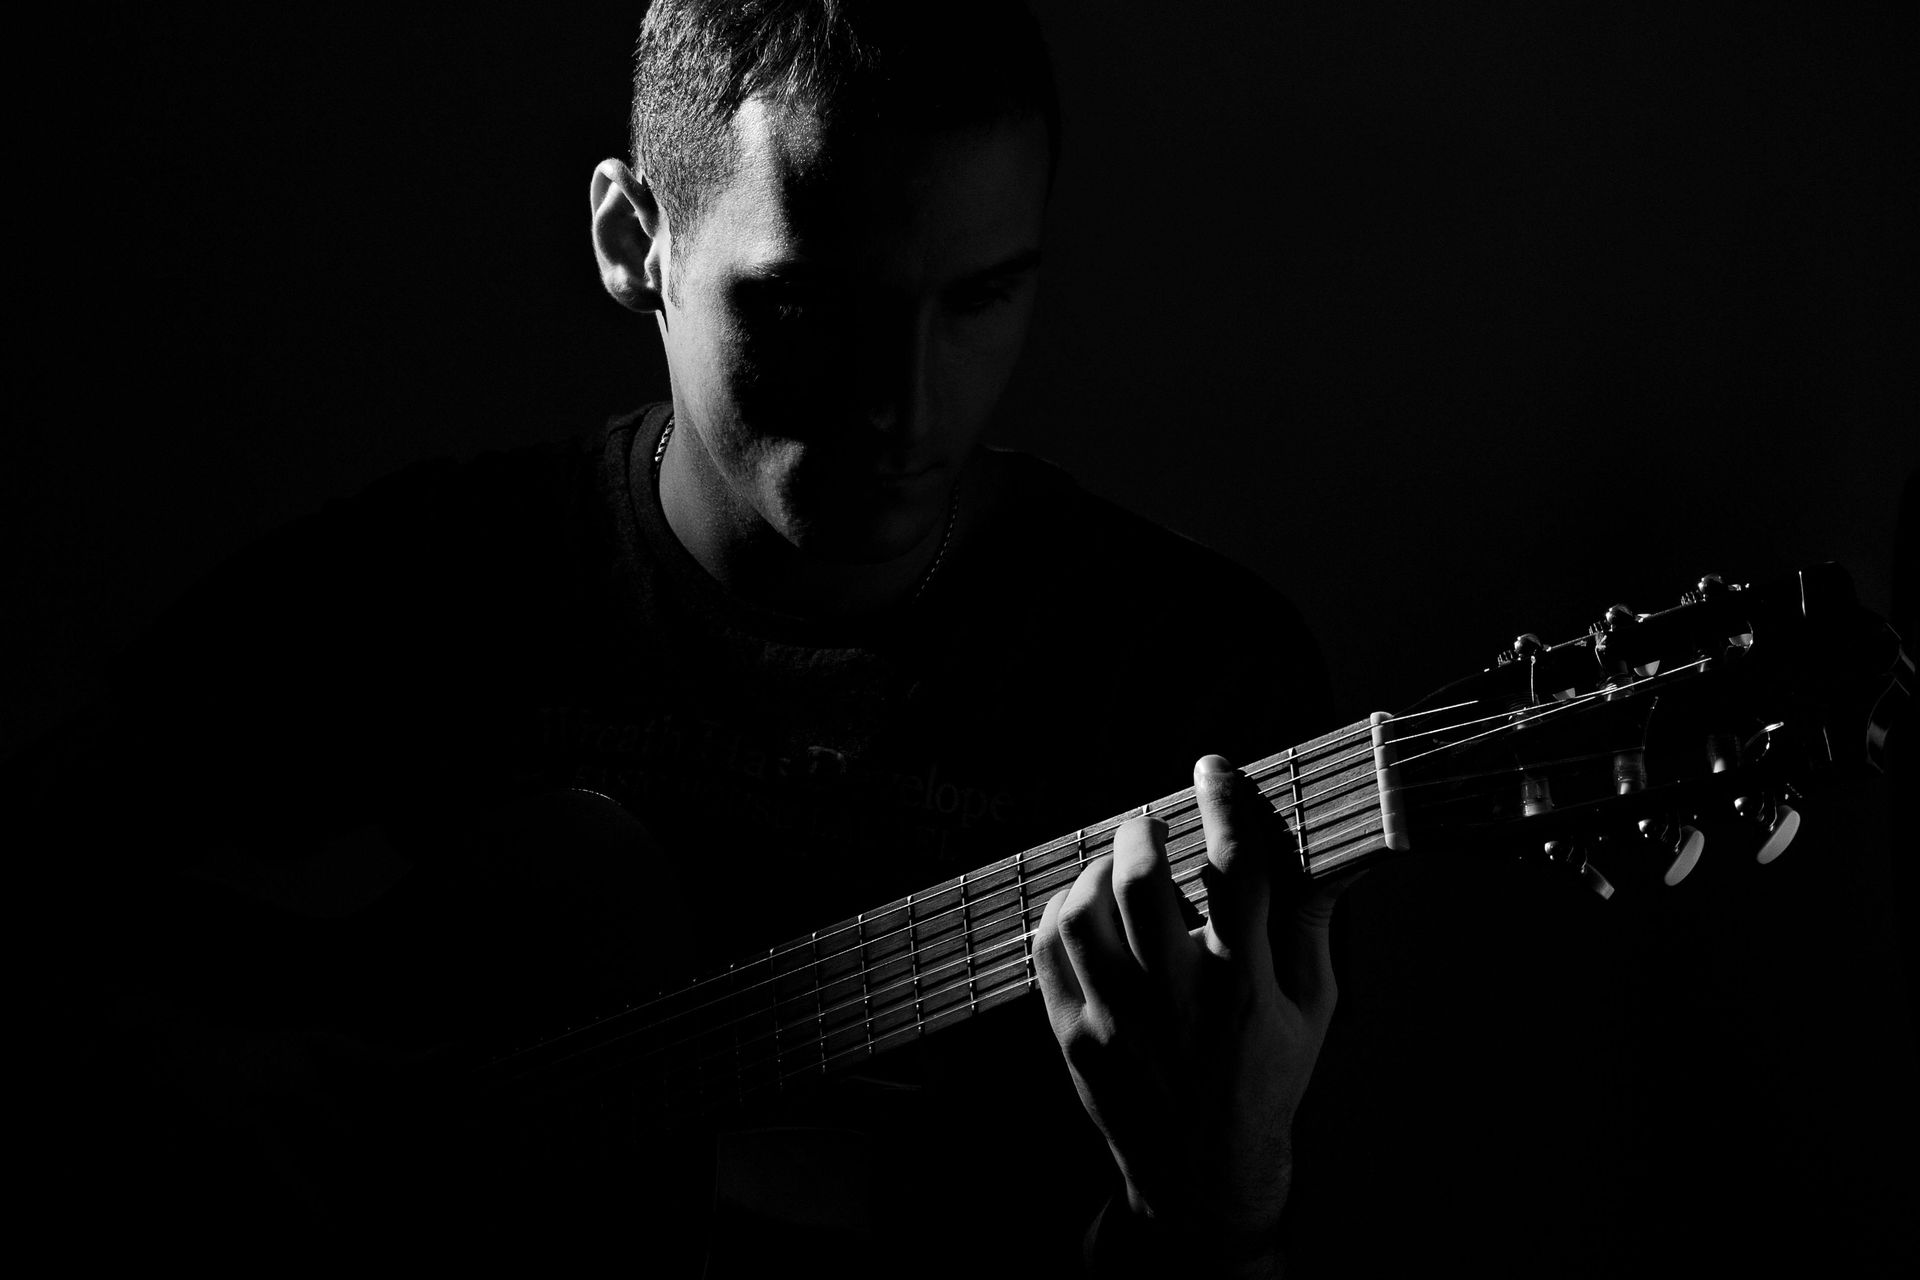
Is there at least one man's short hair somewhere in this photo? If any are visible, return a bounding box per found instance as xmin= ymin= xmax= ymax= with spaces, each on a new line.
xmin=630 ymin=0 xmax=1059 ymax=257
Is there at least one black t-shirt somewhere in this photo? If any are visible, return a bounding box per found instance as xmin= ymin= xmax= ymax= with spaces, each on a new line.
xmin=32 ymin=404 xmax=1331 ymax=1271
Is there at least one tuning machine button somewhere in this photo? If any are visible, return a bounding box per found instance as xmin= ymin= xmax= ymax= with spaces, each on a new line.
xmin=1536 ymin=838 xmax=1615 ymax=899
xmin=1639 ymin=817 xmax=1706 ymax=886
xmin=1523 ymin=776 xmax=1614 ymax=899
xmin=1579 ymin=859 xmax=1617 ymax=900
xmin=1736 ymin=794 xmax=1802 ymax=864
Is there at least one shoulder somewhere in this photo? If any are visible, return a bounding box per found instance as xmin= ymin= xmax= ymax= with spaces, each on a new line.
xmin=97 ymin=413 xmax=649 ymax=810
xmin=969 ymin=448 xmax=1316 ymax=641
xmin=123 ymin=412 xmax=639 ymax=666
xmin=948 ymin=448 xmax=1335 ymax=761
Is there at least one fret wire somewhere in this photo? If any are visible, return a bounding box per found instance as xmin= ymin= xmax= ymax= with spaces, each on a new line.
xmin=766 ymin=944 xmax=782 ymax=1093
xmin=518 ymin=803 xmax=1395 ymax=1107
xmin=907 ymin=891 xmax=924 ymax=1037
xmin=493 ymin=795 xmax=1409 ymax=1110
xmin=486 ymin=703 xmax=1588 ymax=1099
xmin=810 ymin=930 xmax=826 ymax=1076
xmin=958 ymin=868 xmax=977 ymax=1013
xmin=1288 ymin=747 xmax=1306 ymax=872
xmin=654 ymin=891 xmax=1062 ymax=1089
xmin=728 ymin=961 xmax=745 ymax=1107
xmin=480 ymin=721 xmax=1405 ymax=1084
xmin=491 ymin=721 xmax=1397 ymax=1074
xmin=490 ymin=784 xmax=1393 ymax=1091
xmin=650 ymin=840 xmax=1304 ymax=1097
xmin=857 ymin=911 xmax=874 ymax=1061
xmin=764 ymin=944 xmax=1046 ymax=1095
xmin=722 ymin=939 xmax=1042 ymax=1109
xmin=1015 ymin=845 xmax=1033 ymax=985
xmin=484 ymin=788 xmax=1392 ymax=1102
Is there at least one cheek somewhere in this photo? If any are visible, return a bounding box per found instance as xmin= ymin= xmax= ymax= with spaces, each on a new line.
xmin=935 ymin=307 xmax=1034 ymax=408
xmin=724 ymin=320 xmax=838 ymax=408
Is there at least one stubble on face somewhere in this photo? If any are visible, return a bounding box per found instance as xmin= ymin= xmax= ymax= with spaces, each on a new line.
xmin=658 ymin=95 xmax=1049 ymax=581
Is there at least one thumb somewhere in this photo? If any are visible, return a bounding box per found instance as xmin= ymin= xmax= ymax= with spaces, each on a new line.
xmin=1274 ymin=868 xmax=1363 ymax=1017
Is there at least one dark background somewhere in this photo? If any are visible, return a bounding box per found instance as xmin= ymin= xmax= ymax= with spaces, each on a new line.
xmin=15 ymin=2 xmax=1915 ymax=1273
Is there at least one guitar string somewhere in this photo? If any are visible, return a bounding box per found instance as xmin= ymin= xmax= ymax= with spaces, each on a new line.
xmin=483 ymin=756 xmax=1385 ymax=1076
xmin=490 ymin=811 xmax=1237 ymax=1087
xmin=799 ymin=675 xmax=1679 ymax=1009
xmin=518 ymin=671 xmax=1648 ymax=1075
xmin=639 ymin=731 xmax=1640 ymax=1107
xmin=488 ymin=710 xmax=1641 ymax=1094
xmin=495 ymin=734 xmax=1647 ymax=1099
xmin=514 ymin=694 xmax=1475 ymax=1058
xmin=483 ymin=677 xmax=1688 ymax=1082
xmin=511 ymin=829 xmax=1216 ymax=1098
xmin=1382 ymin=657 xmax=1709 ymax=773
xmin=599 ymin=944 xmax=1049 ymax=1119
xmin=497 ymin=678 xmax=1715 ymax=1101
xmin=480 ymin=682 xmax=1653 ymax=1083
xmin=481 ymin=723 xmax=1398 ymax=1065
xmin=500 ymin=775 xmax=1422 ymax=1092
xmin=648 ymin=730 xmax=1653 ymax=1097
xmin=503 ymin=731 xmax=1626 ymax=1095
xmin=491 ymin=729 xmax=1666 ymax=1105
xmin=599 ymin=817 xmax=1339 ymax=1110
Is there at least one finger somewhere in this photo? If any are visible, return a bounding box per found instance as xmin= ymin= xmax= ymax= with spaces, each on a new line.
xmin=1110 ymin=814 xmax=1196 ymax=981
xmin=1275 ymin=869 xmax=1363 ymax=1016
xmin=1032 ymin=889 xmax=1085 ymax=1028
xmin=1193 ymin=754 xmax=1274 ymax=970
xmin=1055 ymin=854 xmax=1140 ymax=1023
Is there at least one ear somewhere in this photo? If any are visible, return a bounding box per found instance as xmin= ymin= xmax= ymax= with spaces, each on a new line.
xmin=591 ymin=158 xmax=670 ymax=313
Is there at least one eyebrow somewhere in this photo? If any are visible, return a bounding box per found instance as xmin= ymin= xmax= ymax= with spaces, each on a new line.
xmin=735 ymin=261 xmax=823 ymax=285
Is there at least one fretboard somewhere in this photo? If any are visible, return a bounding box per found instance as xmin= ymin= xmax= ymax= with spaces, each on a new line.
xmin=475 ymin=714 xmax=1401 ymax=1122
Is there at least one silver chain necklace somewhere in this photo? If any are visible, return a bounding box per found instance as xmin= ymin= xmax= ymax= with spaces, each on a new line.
xmin=652 ymin=415 xmax=958 ymax=603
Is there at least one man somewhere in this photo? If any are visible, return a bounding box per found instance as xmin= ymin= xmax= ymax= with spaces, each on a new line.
xmin=592 ymin=4 xmax=1345 ymax=1272
xmin=34 ymin=2 xmax=1343 ymax=1274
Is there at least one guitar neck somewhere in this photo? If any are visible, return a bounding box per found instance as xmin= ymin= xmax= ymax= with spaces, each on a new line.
xmin=476 ymin=714 xmax=1406 ymax=1119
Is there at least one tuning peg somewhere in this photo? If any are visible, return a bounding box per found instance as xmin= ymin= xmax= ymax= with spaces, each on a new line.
xmin=1535 ymin=838 xmax=1616 ymax=899
xmin=1736 ymin=794 xmax=1801 ymax=864
xmin=1579 ymin=859 xmax=1617 ymax=900
xmin=1522 ymin=777 xmax=1615 ymax=899
xmin=1638 ymin=817 xmax=1706 ymax=886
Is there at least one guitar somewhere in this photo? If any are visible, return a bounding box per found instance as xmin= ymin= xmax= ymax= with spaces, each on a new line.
xmin=471 ymin=562 xmax=1909 ymax=1137
xmin=67 ymin=562 xmax=1906 ymax=1268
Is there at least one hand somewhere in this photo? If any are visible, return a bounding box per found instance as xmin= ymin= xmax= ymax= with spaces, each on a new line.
xmin=1033 ymin=754 xmax=1350 ymax=1271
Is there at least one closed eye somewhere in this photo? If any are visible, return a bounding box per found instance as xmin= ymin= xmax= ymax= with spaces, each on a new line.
xmin=948 ymin=282 xmax=1018 ymax=314
xmin=739 ymin=283 xmax=832 ymax=323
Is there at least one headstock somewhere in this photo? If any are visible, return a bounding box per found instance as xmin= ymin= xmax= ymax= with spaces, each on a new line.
xmin=1385 ymin=564 xmax=1910 ymax=897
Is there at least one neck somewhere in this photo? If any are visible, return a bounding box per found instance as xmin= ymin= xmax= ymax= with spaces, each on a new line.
xmin=657 ymin=416 xmax=980 ymax=617
xmin=474 ymin=714 xmax=1405 ymax=1117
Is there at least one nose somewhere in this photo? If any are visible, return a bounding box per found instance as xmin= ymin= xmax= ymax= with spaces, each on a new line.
xmin=856 ymin=307 xmax=935 ymax=445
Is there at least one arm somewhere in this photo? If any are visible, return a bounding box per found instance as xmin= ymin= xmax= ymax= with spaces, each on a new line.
xmin=1034 ymin=754 xmax=1350 ymax=1278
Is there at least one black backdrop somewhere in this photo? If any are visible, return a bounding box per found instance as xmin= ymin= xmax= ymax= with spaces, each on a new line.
xmin=16 ymin=2 xmax=1916 ymax=1273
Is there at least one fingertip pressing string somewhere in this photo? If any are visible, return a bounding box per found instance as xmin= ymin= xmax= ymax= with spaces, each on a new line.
xmin=480 ymin=666 xmax=1705 ymax=1106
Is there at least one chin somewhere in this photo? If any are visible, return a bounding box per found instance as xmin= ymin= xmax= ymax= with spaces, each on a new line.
xmin=786 ymin=498 xmax=942 ymax=566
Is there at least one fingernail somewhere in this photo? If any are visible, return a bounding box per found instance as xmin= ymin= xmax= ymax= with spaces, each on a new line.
xmin=1196 ymin=754 xmax=1236 ymax=777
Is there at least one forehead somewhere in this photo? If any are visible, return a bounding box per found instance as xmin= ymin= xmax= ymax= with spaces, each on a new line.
xmin=688 ymin=96 xmax=1049 ymax=284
